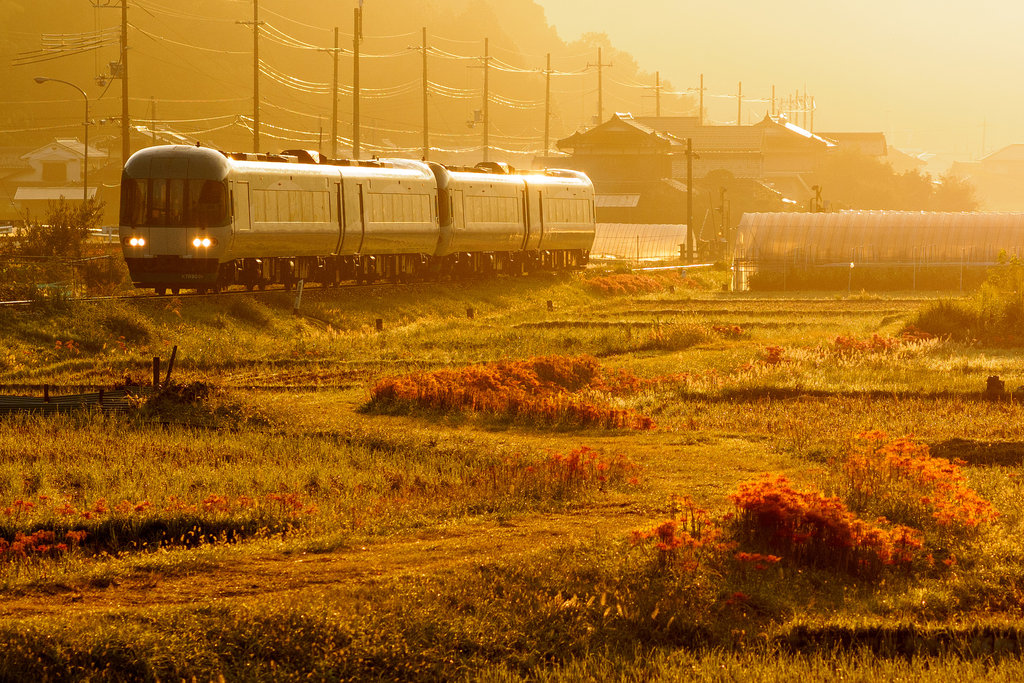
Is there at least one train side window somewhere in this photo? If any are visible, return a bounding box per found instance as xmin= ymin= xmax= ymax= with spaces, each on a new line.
xmin=192 ymin=181 xmax=227 ymax=226
xmin=252 ymin=190 xmax=265 ymax=222
xmin=264 ymin=191 xmax=279 ymax=222
xmin=302 ymin=193 xmax=314 ymax=222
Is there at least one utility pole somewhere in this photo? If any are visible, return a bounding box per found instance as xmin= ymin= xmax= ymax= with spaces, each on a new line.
xmin=121 ymin=0 xmax=129 ymax=162
xmin=332 ymin=27 xmax=339 ymax=157
xmin=544 ymin=53 xmax=551 ymax=155
xmin=483 ymin=37 xmax=490 ymax=161
xmin=352 ymin=6 xmax=362 ymax=158
xmin=698 ymin=73 xmax=704 ymax=126
xmin=149 ymin=96 xmax=156 ymax=146
xmin=421 ymin=27 xmax=429 ymax=160
xmin=686 ymin=138 xmax=696 ymax=262
xmin=810 ymin=96 xmax=815 ymax=133
xmin=771 ymin=85 xmax=775 ymax=117
xmin=253 ymin=0 xmax=259 ymax=152
xmin=655 ymin=71 xmax=661 ymax=117
xmin=90 ymin=1 xmax=130 ymax=162
xmin=737 ymin=81 xmax=742 ymax=125
xmin=236 ymin=1 xmax=262 ymax=152
xmin=587 ymin=47 xmax=612 ymax=124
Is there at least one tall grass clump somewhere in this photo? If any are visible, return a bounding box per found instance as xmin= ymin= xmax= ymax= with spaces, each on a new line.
xmin=914 ymin=254 xmax=1024 ymax=345
xmin=586 ymin=273 xmax=666 ymax=295
xmin=368 ymin=355 xmax=655 ymax=429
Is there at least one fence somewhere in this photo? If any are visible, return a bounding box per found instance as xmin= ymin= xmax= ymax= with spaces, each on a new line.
xmin=591 ymin=223 xmax=690 ymax=263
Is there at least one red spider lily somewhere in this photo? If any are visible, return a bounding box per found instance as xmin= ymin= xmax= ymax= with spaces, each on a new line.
xmin=370 ymin=356 xmax=656 ymax=430
xmin=729 ymin=475 xmax=923 ymax=578
xmin=845 ymin=433 xmax=998 ymax=533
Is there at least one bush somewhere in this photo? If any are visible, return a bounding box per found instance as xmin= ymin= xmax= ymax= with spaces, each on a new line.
xmin=368 ymin=355 xmax=655 ymax=429
xmin=913 ymin=255 xmax=1024 ymax=344
xmin=842 ymin=432 xmax=998 ymax=541
xmin=729 ymin=475 xmax=922 ymax=578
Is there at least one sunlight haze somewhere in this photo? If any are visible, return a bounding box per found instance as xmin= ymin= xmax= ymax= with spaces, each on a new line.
xmin=534 ymin=0 xmax=1024 ymax=166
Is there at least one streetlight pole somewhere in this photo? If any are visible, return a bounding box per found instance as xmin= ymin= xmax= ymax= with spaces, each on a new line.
xmin=35 ymin=77 xmax=89 ymax=204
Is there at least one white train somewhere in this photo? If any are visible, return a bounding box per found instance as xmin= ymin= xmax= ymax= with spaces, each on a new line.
xmin=118 ymin=145 xmax=595 ymax=294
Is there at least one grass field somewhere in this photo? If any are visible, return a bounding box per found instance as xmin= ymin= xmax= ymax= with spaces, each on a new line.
xmin=2 ymin=268 xmax=1024 ymax=680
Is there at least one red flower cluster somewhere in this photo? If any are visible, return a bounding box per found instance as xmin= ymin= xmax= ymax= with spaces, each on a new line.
xmin=370 ymin=355 xmax=656 ymax=429
xmin=729 ymin=475 xmax=922 ymax=577
xmin=631 ymin=496 xmax=729 ymax=571
xmin=0 ymin=530 xmax=86 ymax=561
xmin=845 ymin=431 xmax=998 ymax=532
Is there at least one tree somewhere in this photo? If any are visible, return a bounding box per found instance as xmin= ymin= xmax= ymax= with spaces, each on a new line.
xmin=811 ymin=150 xmax=978 ymax=212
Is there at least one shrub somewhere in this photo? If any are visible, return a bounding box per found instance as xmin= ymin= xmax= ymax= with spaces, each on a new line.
xmin=368 ymin=355 xmax=655 ymax=429
xmin=842 ymin=431 xmax=998 ymax=540
xmin=729 ymin=475 xmax=922 ymax=578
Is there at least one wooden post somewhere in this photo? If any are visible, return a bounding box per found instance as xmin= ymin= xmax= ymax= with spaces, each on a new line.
xmin=43 ymin=384 xmax=49 ymax=403
xmin=466 ymin=307 xmax=474 ymax=319
xmin=153 ymin=357 xmax=160 ymax=389
xmin=375 ymin=318 xmax=384 ymax=332
xmin=293 ymin=279 xmax=305 ymax=315
xmin=546 ymin=300 xmax=554 ymax=312
xmin=164 ymin=346 xmax=178 ymax=387
xmin=98 ymin=388 xmax=104 ymax=405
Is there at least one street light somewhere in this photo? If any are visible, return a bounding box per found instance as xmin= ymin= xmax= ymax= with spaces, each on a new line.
xmin=34 ymin=77 xmax=89 ymax=204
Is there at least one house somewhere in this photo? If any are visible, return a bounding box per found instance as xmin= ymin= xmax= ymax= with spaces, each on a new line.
xmin=553 ymin=114 xmax=821 ymax=241
xmin=2 ymin=138 xmax=109 ymax=219
xmin=950 ymin=144 xmax=1024 ymax=211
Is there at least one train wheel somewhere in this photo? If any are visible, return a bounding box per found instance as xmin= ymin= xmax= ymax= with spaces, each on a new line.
xmin=212 ymin=283 xmax=221 ymax=295
xmin=196 ymin=287 xmax=208 ymax=295
xmin=171 ymin=287 xmax=180 ymax=296
xmin=155 ymin=287 xmax=166 ymax=296
xmin=257 ymin=281 xmax=266 ymax=291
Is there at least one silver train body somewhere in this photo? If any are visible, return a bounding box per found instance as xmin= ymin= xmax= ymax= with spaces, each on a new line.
xmin=118 ymin=145 xmax=595 ymax=293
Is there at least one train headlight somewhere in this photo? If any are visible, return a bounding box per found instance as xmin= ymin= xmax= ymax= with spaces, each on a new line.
xmin=192 ymin=236 xmax=215 ymax=248
xmin=127 ymin=236 xmax=145 ymax=247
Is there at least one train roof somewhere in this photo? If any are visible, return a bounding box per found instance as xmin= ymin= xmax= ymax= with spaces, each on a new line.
xmin=124 ymin=145 xmax=590 ymax=187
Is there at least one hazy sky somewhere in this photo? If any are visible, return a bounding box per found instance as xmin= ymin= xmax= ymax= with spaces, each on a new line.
xmin=534 ymin=0 xmax=1024 ymax=166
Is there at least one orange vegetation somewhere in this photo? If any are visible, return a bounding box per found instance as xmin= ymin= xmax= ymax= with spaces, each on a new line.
xmin=370 ymin=355 xmax=655 ymax=429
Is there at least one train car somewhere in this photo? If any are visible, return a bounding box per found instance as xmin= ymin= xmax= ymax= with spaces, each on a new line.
xmin=119 ymin=145 xmax=594 ymax=294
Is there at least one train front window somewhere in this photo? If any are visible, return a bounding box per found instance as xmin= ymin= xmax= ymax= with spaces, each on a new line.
xmin=121 ymin=178 xmax=148 ymax=227
xmin=121 ymin=178 xmax=228 ymax=227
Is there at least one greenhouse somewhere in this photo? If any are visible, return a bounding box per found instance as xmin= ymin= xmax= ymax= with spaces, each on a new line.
xmin=731 ymin=211 xmax=1024 ymax=291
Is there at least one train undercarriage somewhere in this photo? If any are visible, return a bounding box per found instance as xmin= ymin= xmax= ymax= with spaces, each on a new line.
xmin=129 ymin=249 xmax=590 ymax=295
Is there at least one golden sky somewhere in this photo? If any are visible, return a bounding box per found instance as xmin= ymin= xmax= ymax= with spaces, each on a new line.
xmin=534 ymin=0 xmax=1023 ymax=167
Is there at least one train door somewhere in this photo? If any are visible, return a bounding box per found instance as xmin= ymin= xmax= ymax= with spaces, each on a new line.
xmin=523 ymin=189 xmax=543 ymax=251
xmin=233 ymin=181 xmax=251 ymax=232
xmin=336 ymin=180 xmax=364 ymax=254
xmin=333 ymin=180 xmax=345 ymax=254
xmin=356 ymin=183 xmax=366 ymax=253
xmin=452 ymin=189 xmax=465 ymax=240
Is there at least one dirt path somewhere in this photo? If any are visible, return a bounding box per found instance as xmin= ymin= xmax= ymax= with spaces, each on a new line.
xmin=0 ymin=504 xmax=648 ymax=619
